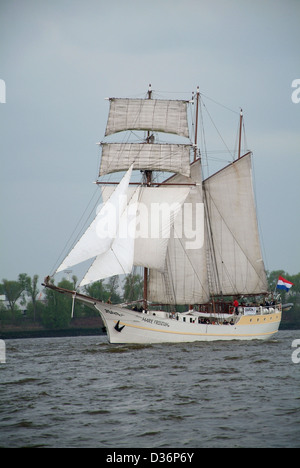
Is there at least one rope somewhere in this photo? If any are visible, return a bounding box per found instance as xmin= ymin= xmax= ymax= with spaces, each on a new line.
xmin=50 ymin=186 xmax=102 ymax=276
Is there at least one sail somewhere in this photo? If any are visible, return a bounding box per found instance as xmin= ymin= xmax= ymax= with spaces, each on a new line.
xmin=203 ymin=152 xmax=268 ymax=295
xmin=133 ymin=186 xmax=190 ymax=271
xmin=105 ymin=98 xmax=190 ymax=138
xmin=148 ymin=160 xmax=210 ymax=305
xmin=101 ymin=185 xmax=191 ymax=272
xmin=56 ymin=165 xmax=133 ymax=273
xmin=80 ymin=187 xmax=140 ymax=286
xmin=99 ymin=143 xmax=191 ymax=178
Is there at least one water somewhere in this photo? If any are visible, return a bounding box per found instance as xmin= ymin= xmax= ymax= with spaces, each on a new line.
xmin=0 ymin=330 xmax=299 ymax=448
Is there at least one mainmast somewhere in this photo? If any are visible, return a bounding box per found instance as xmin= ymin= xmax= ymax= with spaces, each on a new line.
xmin=238 ymin=108 xmax=243 ymax=159
xmin=143 ymin=84 xmax=153 ymax=310
xmin=194 ymin=86 xmax=200 ymax=162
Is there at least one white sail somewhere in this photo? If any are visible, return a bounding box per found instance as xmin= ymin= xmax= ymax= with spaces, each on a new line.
xmin=80 ymin=187 xmax=140 ymax=286
xmin=133 ymin=186 xmax=191 ymax=271
xmin=56 ymin=165 xmax=133 ymax=273
xmin=101 ymin=185 xmax=191 ymax=272
xmin=105 ymin=98 xmax=190 ymax=138
xmin=203 ymin=152 xmax=268 ymax=295
xmin=99 ymin=143 xmax=191 ymax=178
xmin=148 ymin=160 xmax=210 ymax=304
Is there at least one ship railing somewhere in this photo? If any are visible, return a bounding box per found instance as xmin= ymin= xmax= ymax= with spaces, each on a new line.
xmin=240 ymin=304 xmax=281 ymax=316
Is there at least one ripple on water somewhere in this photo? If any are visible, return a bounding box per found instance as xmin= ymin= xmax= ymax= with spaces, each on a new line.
xmin=0 ymin=332 xmax=299 ymax=448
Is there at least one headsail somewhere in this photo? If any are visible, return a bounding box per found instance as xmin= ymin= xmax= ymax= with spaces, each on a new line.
xmin=79 ymin=186 xmax=140 ymax=286
xmin=56 ymin=165 xmax=133 ymax=273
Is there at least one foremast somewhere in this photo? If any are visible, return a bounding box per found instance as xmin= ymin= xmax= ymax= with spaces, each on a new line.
xmin=52 ymin=85 xmax=194 ymax=291
xmin=143 ymin=84 xmax=153 ymax=310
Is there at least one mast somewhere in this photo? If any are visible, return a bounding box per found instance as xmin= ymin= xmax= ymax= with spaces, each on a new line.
xmin=55 ymin=86 xmax=192 ymax=291
xmin=194 ymin=86 xmax=200 ymax=162
xmin=238 ymin=108 xmax=243 ymax=159
xmin=143 ymin=84 xmax=152 ymax=310
xmin=188 ymin=86 xmax=200 ymax=310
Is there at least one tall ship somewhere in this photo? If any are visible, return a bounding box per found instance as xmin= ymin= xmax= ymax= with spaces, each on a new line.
xmin=44 ymin=85 xmax=282 ymax=343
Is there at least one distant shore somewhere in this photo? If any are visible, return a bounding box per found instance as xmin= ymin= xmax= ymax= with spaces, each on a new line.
xmin=0 ymin=328 xmax=106 ymax=340
xmin=0 ymin=316 xmax=106 ymax=340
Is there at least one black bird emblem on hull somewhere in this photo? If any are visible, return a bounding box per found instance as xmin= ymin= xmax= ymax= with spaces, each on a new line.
xmin=114 ymin=320 xmax=125 ymax=333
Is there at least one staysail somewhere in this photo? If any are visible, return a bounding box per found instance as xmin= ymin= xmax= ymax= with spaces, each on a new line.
xmin=148 ymin=159 xmax=210 ymax=305
xmin=79 ymin=186 xmax=140 ymax=286
xmin=101 ymin=185 xmax=191 ymax=273
xmin=56 ymin=165 xmax=134 ymax=273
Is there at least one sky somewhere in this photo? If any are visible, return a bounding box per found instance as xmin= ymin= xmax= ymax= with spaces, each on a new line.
xmin=0 ymin=0 xmax=299 ymax=285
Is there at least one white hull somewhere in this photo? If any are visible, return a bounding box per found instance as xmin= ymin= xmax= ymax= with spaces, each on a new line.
xmin=95 ymin=303 xmax=282 ymax=344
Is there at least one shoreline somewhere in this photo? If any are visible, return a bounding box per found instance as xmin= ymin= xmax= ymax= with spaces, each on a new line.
xmin=0 ymin=328 xmax=106 ymax=340
xmin=0 ymin=316 xmax=106 ymax=340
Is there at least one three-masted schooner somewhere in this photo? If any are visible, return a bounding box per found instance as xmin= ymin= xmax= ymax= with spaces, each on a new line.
xmin=43 ymin=85 xmax=282 ymax=343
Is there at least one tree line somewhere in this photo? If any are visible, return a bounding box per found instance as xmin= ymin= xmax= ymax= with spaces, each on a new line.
xmin=0 ymin=273 xmax=143 ymax=329
xmin=0 ymin=270 xmax=299 ymax=329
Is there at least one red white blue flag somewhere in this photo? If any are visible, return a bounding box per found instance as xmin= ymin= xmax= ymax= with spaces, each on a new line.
xmin=276 ymin=276 xmax=294 ymax=291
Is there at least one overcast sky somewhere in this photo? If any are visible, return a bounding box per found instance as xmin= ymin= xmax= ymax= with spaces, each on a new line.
xmin=0 ymin=0 xmax=299 ymax=284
